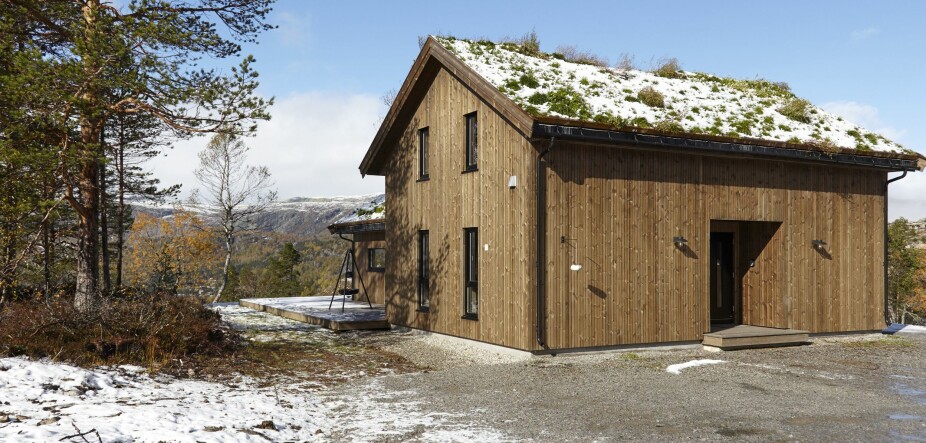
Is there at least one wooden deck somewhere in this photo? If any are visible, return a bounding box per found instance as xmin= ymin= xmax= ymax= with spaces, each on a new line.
xmin=239 ymin=296 xmax=390 ymax=332
xmin=702 ymin=325 xmax=810 ymax=350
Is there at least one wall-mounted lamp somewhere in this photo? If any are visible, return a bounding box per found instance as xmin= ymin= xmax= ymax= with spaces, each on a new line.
xmin=673 ymin=236 xmax=688 ymax=248
xmin=812 ymin=239 xmax=827 ymax=250
xmin=561 ymin=236 xmax=583 ymax=272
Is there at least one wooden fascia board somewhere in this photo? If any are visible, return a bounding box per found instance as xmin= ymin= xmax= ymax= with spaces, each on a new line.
xmin=359 ymin=37 xmax=535 ymax=176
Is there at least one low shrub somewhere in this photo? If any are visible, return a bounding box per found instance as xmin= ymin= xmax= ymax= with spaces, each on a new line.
xmin=637 ymin=86 xmax=665 ymax=108
xmin=777 ymin=98 xmax=811 ymax=123
xmin=653 ymin=57 xmax=682 ymax=78
xmin=654 ymin=119 xmax=684 ymax=133
xmin=0 ymin=295 xmax=238 ymax=369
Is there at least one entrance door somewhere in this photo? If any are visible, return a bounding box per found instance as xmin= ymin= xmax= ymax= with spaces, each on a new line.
xmin=710 ymin=232 xmax=736 ymax=324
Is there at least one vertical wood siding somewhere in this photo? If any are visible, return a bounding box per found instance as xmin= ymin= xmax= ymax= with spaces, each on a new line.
xmin=353 ymin=232 xmax=386 ymax=304
xmin=543 ymin=141 xmax=886 ymax=350
xmin=383 ymin=68 xmax=537 ymax=350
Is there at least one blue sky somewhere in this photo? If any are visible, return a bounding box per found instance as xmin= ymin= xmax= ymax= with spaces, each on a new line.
xmin=149 ymin=0 xmax=926 ymax=219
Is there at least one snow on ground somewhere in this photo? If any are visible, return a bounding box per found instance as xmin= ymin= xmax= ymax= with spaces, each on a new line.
xmin=437 ymin=37 xmax=908 ymax=154
xmin=665 ymin=359 xmax=725 ymax=374
xmin=0 ymin=305 xmax=511 ymax=442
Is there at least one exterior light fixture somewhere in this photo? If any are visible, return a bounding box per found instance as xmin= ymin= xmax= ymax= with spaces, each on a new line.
xmin=673 ymin=236 xmax=688 ymax=248
xmin=561 ymin=236 xmax=582 ymax=272
xmin=812 ymin=239 xmax=826 ymax=249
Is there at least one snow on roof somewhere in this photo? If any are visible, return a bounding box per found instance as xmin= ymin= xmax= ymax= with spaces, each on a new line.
xmin=437 ymin=36 xmax=909 ymax=154
xmin=333 ymin=193 xmax=385 ymax=225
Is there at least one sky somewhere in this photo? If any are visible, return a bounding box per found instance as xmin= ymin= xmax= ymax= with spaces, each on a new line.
xmin=147 ymin=0 xmax=926 ymax=220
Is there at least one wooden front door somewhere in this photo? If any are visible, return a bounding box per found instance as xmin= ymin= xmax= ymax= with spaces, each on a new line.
xmin=710 ymin=232 xmax=736 ymax=324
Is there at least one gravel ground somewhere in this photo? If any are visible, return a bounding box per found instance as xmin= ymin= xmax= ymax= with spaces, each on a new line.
xmin=333 ymin=330 xmax=926 ymax=442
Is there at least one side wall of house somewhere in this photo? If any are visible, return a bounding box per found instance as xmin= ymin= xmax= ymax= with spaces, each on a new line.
xmin=543 ymin=141 xmax=886 ymax=349
xmin=354 ymin=231 xmax=386 ymax=305
xmin=383 ymin=68 xmax=538 ymax=350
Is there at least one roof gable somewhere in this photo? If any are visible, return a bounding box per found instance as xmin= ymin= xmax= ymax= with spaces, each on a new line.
xmin=359 ymin=37 xmax=533 ymax=176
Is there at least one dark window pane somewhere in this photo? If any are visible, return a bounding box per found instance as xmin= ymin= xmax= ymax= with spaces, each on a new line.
xmin=419 ymin=127 xmax=429 ymax=179
xmin=418 ymin=231 xmax=430 ymax=309
xmin=465 ymin=113 xmax=478 ymax=170
xmin=464 ymin=228 xmax=478 ymax=316
xmin=368 ymin=248 xmax=385 ymax=271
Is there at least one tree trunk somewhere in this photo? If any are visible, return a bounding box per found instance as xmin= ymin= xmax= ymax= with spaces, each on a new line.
xmin=99 ymin=125 xmax=111 ymax=296
xmin=115 ymin=123 xmax=125 ymax=290
xmin=42 ymin=208 xmax=51 ymax=298
xmin=74 ymin=134 xmax=101 ymax=312
xmin=212 ymin=235 xmax=232 ymax=303
xmin=73 ymin=0 xmax=102 ymax=313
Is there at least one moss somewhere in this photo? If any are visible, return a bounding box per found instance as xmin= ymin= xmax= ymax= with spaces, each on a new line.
xmin=654 ymin=119 xmax=684 ymax=133
xmin=579 ymin=77 xmax=590 ymax=86
xmin=519 ymin=72 xmax=540 ymax=88
xmin=593 ymin=112 xmax=628 ymax=128
xmin=624 ymin=95 xmax=639 ymax=103
xmin=691 ymin=106 xmax=701 ymax=114
xmin=637 ymin=86 xmax=665 ymax=108
xmin=778 ymin=124 xmax=792 ymax=131
xmin=528 ymin=86 xmax=592 ymax=120
xmin=731 ymin=119 xmax=753 ymax=136
xmin=863 ymin=133 xmax=879 ymax=145
xmin=711 ymin=85 xmax=720 ymax=93
xmin=621 ymin=88 xmax=633 ymax=94
xmin=786 ymin=136 xmax=800 ymax=144
xmin=629 ymin=116 xmax=652 ymax=128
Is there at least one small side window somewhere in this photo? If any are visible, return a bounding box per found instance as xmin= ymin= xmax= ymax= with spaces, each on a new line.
xmin=367 ymin=248 xmax=385 ymax=272
xmin=464 ymin=112 xmax=477 ymax=171
xmin=418 ymin=127 xmax=429 ymax=180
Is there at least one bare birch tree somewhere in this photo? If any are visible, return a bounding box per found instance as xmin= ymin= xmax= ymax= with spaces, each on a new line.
xmin=194 ymin=133 xmax=276 ymax=303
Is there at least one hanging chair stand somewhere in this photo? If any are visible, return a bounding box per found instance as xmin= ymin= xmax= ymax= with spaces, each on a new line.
xmin=329 ymin=235 xmax=373 ymax=312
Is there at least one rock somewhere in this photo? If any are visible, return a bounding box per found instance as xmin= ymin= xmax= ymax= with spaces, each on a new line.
xmin=38 ymin=417 xmax=60 ymax=426
xmin=203 ymin=426 xmax=224 ymax=432
xmin=0 ymin=415 xmax=9 ymax=423
xmin=255 ymin=420 xmax=276 ymax=430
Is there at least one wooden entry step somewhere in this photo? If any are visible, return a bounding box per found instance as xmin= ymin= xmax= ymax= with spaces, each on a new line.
xmin=703 ymin=325 xmax=810 ymax=350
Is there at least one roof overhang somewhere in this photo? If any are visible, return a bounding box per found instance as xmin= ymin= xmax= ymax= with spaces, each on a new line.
xmin=359 ymin=37 xmax=534 ymax=176
xmin=328 ymin=219 xmax=386 ymax=235
xmin=533 ymin=116 xmax=926 ymax=172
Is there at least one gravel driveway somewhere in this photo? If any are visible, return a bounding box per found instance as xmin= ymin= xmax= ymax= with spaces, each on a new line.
xmin=331 ymin=331 xmax=926 ymax=442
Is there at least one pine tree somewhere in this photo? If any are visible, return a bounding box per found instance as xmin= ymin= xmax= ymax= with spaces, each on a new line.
xmin=6 ymin=1 xmax=274 ymax=312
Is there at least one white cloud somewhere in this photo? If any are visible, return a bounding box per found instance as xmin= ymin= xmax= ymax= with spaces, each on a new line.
xmin=889 ymin=172 xmax=926 ymax=222
xmin=147 ymin=92 xmax=386 ymax=200
xmin=820 ymin=101 xmax=924 ymax=220
xmin=820 ymin=100 xmax=906 ymax=141
xmin=850 ymin=27 xmax=880 ymax=41
xmin=274 ymin=11 xmax=312 ymax=47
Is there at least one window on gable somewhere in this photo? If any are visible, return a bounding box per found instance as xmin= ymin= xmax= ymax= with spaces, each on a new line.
xmin=464 ymin=112 xmax=478 ymax=171
xmin=418 ymin=127 xmax=429 ymax=180
xmin=463 ymin=227 xmax=478 ymax=319
xmin=418 ymin=230 xmax=429 ymax=311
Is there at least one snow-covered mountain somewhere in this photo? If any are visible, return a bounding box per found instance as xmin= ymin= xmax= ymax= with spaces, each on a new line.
xmin=131 ymin=194 xmax=385 ymax=236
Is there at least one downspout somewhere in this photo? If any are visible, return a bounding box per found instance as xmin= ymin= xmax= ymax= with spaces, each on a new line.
xmin=884 ymin=170 xmax=908 ymax=325
xmin=536 ymin=137 xmax=555 ymax=348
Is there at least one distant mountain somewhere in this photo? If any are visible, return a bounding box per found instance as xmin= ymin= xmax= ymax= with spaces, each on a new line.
xmin=130 ymin=194 xmax=385 ymax=236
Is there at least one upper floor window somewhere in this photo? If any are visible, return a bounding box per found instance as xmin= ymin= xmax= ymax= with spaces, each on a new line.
xmin=465 ymin=112 xmax=478 ymax=171
xmin=418 ymin=127 xmax=429 ymax=180
xmin=368 ymin=247 xmax=385 ymax=272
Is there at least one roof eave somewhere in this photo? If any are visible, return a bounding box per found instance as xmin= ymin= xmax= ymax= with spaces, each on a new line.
xmin=532 ymin=117 xmax=923 ymax=172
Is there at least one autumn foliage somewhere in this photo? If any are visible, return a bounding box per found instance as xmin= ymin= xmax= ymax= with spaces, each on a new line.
xmin=124 ymin=210 xmax=220 ymax=296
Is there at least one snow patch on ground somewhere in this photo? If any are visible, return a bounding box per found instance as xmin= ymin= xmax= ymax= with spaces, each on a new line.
xmin=666 ymin=359 xmax=725 ymax=374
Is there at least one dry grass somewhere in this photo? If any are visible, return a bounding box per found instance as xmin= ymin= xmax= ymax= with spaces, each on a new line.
xmin=652 ymin=57 xmax=682 ymax=78
xmin=0 ymin=296 xmax=238 ymax=371
xmin=554 ymin=45 xmax=609 ymax=67
xmin=637 ymin=86 xmax=666 ymax=108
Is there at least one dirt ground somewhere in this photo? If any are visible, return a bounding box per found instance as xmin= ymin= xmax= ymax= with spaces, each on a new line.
xmin=217 ymin=305 xmax=926 ymax=442
xmin=340 ymin=330 xmax=926 ymax=442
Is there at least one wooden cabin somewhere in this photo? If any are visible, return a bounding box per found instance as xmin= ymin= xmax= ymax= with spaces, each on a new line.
xmin=359 ymin=37 xmax=926 ymax=352
xmin=327 ymin=217 xmax=386 ymax=305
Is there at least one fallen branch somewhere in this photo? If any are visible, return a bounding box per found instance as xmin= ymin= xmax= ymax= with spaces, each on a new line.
xmin=59 ymin=422 xmax=95 ymax=442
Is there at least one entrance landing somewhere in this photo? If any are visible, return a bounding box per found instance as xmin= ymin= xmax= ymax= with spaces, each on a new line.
xmin=239 ymin=296 xmax=390 ymax=331
xmin=703 ymin=325 xmax=809 ymax=350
